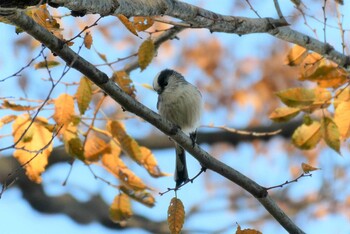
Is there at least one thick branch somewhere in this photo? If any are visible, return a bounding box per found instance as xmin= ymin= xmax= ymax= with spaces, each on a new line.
xmin=46 ymin=0 xmax=350 ymax=68
xmin=1 ymin=9 xmax=304 ymax=233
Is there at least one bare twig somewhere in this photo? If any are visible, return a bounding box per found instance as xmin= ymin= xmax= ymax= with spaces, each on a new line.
xmin=265 ymin=173 xmax=312 ymax=190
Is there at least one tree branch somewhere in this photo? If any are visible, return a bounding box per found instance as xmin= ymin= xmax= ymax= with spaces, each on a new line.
xmin=1 ymin=9 xmax=305 ymax=233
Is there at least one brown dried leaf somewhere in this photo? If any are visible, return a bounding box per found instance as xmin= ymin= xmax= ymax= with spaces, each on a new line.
xmin=301 ymin=163 xmax=320 ymax=174
xmin=133 ymin=17 xmax=154 ymax=31
xmin=112 ymin=71 xmax=136 ymax=98
xmin=236 ymin=224 xmax=262 ymax=234
xmin=84 ymin=32 xmax=93 ymax=49
xmin=118 ymin=14 xmax=138 ymax=36
xmin=167 ymin=197 xmax=185 ymax=234
xmin=120 ymin=185 xmax=155 ymax=208
xmin=2 ymin=100 xmax=35 ymax=111
xmin=138 ymin=39 xmax=155 ymax=71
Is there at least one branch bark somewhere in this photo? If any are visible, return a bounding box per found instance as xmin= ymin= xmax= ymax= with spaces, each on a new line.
xmin=1 ymin=8 xmax=305 ymax=233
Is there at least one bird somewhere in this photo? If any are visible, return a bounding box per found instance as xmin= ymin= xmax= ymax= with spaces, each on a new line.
xmin=153 ymin=69 xmax=202 ymax=187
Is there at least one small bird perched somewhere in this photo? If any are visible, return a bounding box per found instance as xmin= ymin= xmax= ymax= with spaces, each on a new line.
xmin=153 ymin=69 xmax=202 ymax=187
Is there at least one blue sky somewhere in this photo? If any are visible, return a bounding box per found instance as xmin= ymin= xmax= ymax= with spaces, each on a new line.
xmin=1 ymin=1 xmax=350 ymax=234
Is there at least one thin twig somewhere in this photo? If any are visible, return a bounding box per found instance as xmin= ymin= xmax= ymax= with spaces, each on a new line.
xmin=265 ymin=173 xmax=312 ymax=190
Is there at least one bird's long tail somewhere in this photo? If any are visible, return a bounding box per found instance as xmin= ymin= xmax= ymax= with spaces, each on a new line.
xmin=175 ymin=143 xmax=189 ymax=187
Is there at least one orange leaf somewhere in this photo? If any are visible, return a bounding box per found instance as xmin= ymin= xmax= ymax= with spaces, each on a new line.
xmin=53 ymin=94 xmax=75 ymax=126
xmin=133 ymin=16 xmax=154 ymax=31
xmin=109 ymin=193 xmax=133 ymax=223
xmin=118 ymin=14 xmax=138 ymax=36
xmin=140 ymin=147 xmax=167 ymax=177
xmin=167 ymin=197 xmax=185 ymax=234
xmin=62 ymin=121 xmax=84 ymax=160
xmin=236 ymin=224 xmax=262 ymax=234
xmin=276 ymin=87 xmax=315 ymax=108
xmin=284 ymin=45 xmax=308 ymax=66
xmin=102 ymin=142 xmax=147 ymax=190
xmin=138 ymin=39 xmax=155 ymax=71
xmin=84 ymin=134 xmax=110 ymax=162
xmin=301 ymin=163 xmax=320 ymax=174
xmin=12 ymin=115 xmax=53 ymax=183
xmin=84 ymin=32 xmax=93 ymax=49
xmin=112 ymin=71 xmax=136 ymax=98
xmin=107 ymin=121 xmax=143 ymax=164
xmin=0 ymin=115 xmax=17 ymax=129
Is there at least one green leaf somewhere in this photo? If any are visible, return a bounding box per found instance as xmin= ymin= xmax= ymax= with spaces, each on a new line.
xmin=76 ymin=77 xmax=92 ymax=115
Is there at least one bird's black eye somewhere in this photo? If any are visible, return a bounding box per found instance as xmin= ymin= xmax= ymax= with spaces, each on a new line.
xmin=158 ymin=69 xmax=173 ymax=88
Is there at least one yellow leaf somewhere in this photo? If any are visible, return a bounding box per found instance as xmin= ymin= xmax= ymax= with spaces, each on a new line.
xmin=109 ymin=193 xmax=133 ymax=223
xmin=284 ymin=45 xmax=308 ymax=66
xmin=0 ymin=115 xmax=17 ymax=129
xmin=167 ymin=197 xmax=185 ymax=234
xmin=292 ymin=121 xmax=321 ymax=150
xmin=75 ymin=77 xmax=92 ymax=115
xmin=107 ymin=121 xmax=143 ymax=164
xmin=84 ymin=32 xmax=93 ymax=49
xmin=53 ymin=94 xmax=75 ymax=126
xmin=140 ymin=147 xmax=167 ymax=177
xmin=112 ymin=71 xmax=136 ymax=98
xmin=97 ymin=52 xmax=107 ymax=62
xmin=334 ymin=88 xmax=350 ymax=109
xmin=301 ymin=64 xmax=347 ymax=88
xmin=133 ymin=16 xmax=154 ymax=32
xmin=276 ymin=87 xmax=315 ymax=108
xmin=84 ymin=134 xmax=110 ymax=162
xmin=299 ymin=52 xmax=323 ymax=79
xmin=120 ymin=185 xmax=155 ymax=208
xmin=269 ymin=107 xmax=300 ymax=122
xmin=102 ymin=142 xmax=147 ymax=190
xmin=34 ymin=60 xmax=60 ymax=69
xmin=12 ymin=115 xmax=53 ymax=183
xmin=138 ymin=39 xmax=155 ymax=71
xmin=236 ymin=224 xmax=262 ymax=234
xmin=2 ymin=100 xmax=35 ymax=111
xmin=301 ymin=163 xmax=320 ymax=174
xmin=141 ymin=83 xmax=154 ymax=90
xmin=321 ymin=117 xmax=341 ymax=154
xmin=118 ymin=14 xmax=138 ymax=36
xmin=334 ymin=101 xmax=350 ymax=139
